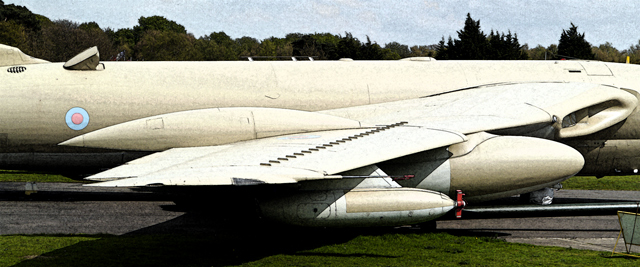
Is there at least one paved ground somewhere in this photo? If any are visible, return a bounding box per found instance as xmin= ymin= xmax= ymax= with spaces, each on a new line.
xmin=437 ymin=190 xmax=640 ymax=253
xmin=2 ymin=182 xmax=640 ymax=254
xmin=0 ymin=182 xmax=178 ymax=235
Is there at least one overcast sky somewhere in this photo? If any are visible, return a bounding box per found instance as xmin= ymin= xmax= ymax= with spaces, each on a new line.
xmin=6 ymin=0 xmax=640 ymax=50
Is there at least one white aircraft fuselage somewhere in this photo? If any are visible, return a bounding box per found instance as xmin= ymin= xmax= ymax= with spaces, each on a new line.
xmin=2 ymin=59 xmax=638 ymax=150
xmin=3 ymin=45 xmax=640 ymax=226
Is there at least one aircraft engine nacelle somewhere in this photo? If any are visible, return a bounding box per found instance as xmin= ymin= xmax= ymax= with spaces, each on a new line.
xmin=384 ymin=133 xmax=585 ymax=202
xmin=258 ymin=188 xmax=455 ymax=227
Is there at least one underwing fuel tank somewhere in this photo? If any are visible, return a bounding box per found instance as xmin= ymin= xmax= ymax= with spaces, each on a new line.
xmin=385 ymin=133 xmax=585 ymax=202
xmin=258 ymin=188 xmax=455 ymax=227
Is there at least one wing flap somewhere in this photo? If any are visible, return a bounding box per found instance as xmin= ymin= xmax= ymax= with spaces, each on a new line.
xmin=85 ymin=165 xmax=320 ymax=187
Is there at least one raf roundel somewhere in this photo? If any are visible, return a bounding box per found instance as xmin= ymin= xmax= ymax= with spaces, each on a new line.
xmin=65 ymin=107 xmax=90 ymax=130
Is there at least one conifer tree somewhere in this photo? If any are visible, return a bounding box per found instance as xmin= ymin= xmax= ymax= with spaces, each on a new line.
xmin=435 ymin=37 xmax=448 ymax=60
xmin=436 ymin=13 xmax=527 ymax=60
xmin=452 ymin=13 xmax=489 ymax=59
xmin=557 ymin=23 xmax=594 ymax=60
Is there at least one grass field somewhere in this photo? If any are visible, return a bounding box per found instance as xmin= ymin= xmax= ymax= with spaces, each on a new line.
xmin=0 ymin=170 xmax=80 ymax=183
xmin=1 ymin=231 xmax=638 ymax=267
xmin=562 ymin=175 xmax=640 ymax=191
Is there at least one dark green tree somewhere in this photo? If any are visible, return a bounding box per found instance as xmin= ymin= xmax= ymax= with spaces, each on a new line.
xmin=256 ymin=39 xmax=277 ymax=57
xmin=625 ymin=40 xmax=640 ymax=64
xmin=360 ymin=36 xmax=384 ymax=60
xmin=285 ymin=33 xmax=304 ymax=43
xmin=381 ymin=48 xmax=401 ymax=60
xmin=452 ymin=13 xmax=489 ymax=59
xmin=487 ymin=30 xmax=502 ymax=58
xmin=196 ymin=31 xmax=237 ymax=60
xmin=106 ymin=27 xmax=135 ymax=56
xmin=336 ymin=32 xmax=361 ymax=59
xmin=291 ymin=34 xmax=322 ymax=57
xmin=487 ymin=30 xmax=528 ymax=60
xmin=436 ymin=36 xmax=457 ymax=59
xmin=290 ymin=33 xmax=340 ymax=59
xmin=34 ymin=14 xmax=52 ymax=28
xmin=409 ymin=45 xmax=436 ymax=57
xmin=235 ymin=36 xmax=260 ymax=57
xmin=0 ymin=0 xmax=41 ymax=32
xmin=135 ymin=30 xmax=200 ymax=61
xmin=547 ymin=44 xmax=558 ymax=59
xmin=79 ymin=21 xmax=101 ymax=31
xmin=592 ymin=42 xmax=624 ymax=63
xmin=333 ymin=33 xmax=387 ymax=60
xmin=135 ymin=15 xmax=186 ymax=34
xmin=557 ymin=23 xmax=594 ymax=60
xmin=435 ymin=37 xmax=448 ymax=59
xmin=133 ymin=16 xmax=186 ymax=44
xmin=527 ymin=44 xmax=548 ymax=60
xmin=385 ymin=41 xmax=410 ymax=58
xmin=437 ymin=14 xmax=528 ymax=60
xmin=209 ymin=32 xmax=234 ymax=47
xmin=446 ymin=37 xmax=455 ymax=58
xmin=0 ymin=0 xmax=42 ymax=52
xmin=27 ymin=20 xmax=116 ymax=61
xmin=0 ymin=20 xmax=28 ymax=48
xmin=262 ymin=36 xmax=293 ymax=57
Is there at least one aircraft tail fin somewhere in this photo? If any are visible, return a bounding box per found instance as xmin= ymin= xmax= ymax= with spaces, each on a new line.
xmin=0 ymin=44 xmax=49 ymax=67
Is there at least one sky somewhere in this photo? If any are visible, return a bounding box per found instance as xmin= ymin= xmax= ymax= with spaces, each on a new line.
xmin=5 ymin=0 xmax=640 ymax=50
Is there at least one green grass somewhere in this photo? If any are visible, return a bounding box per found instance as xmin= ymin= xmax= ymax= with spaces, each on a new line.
xmin=1 ymin=169 xmax=639 ymax=192
xmin=562 ymin=176 xmax=640 ymax=191
xmin=0 ymin=235 xmax=99 ymax=266
xmin=1 ymin=232 xmax=637 ymax=267
xmin=0 ymin=170 xmax=81 ymax=183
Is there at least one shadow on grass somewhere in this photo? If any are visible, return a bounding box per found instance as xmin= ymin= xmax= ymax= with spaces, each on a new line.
xmin=11 ymin=208 xmax=395 ymax=267
xmin=290 ymin=252 xmax=398 ymax=258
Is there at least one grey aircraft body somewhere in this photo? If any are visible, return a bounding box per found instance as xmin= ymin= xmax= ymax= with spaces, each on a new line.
xmin=1 ymin=44 xmax=640 ymax=226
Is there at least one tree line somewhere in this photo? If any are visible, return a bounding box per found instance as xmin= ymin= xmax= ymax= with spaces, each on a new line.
xmin=0 ymin=1 xmax=423 ymax=62
xmin=1 ymin=2 xmax=639 ymax=63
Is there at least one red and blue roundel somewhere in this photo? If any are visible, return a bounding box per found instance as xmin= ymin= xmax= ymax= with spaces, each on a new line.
xmin=65 ymin=107 xmax=90 ymax=130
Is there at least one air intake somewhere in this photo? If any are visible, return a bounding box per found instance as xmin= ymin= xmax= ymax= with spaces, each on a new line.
xmin=553 ymin=86 xmax=638 ymax=139
xmin=7 ymin=66 xmax=26 ymax=73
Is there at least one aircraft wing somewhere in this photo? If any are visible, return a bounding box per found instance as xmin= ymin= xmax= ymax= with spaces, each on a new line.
xmin=83 ymin=82 xmax=637 ymax=187
xmin=86 ymin=126 xmax=466 ymax=186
